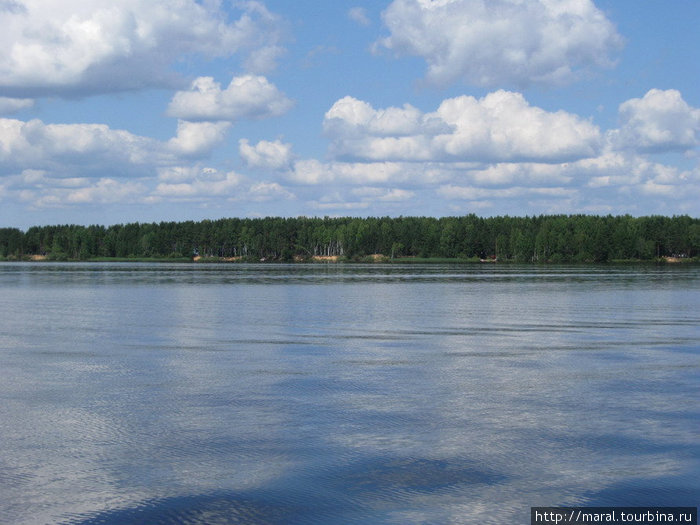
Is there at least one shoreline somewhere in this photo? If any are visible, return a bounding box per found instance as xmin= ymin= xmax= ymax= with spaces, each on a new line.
xmin=2 ymin=256 xmax=698 ymax=265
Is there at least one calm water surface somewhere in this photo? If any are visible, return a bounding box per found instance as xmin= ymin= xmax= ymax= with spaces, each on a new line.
xmin=0 ymin=263 xmax=698 ymax=524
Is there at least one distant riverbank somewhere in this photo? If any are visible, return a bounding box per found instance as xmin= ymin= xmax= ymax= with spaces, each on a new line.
xmin=2 ymin=215 xmax=698 ymax=264
xmin=2 ymin=254 xmax=698 ymax=265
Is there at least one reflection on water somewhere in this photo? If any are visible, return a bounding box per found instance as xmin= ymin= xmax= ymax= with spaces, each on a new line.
xmin=0 ymin=263 xmax=698 ymax=524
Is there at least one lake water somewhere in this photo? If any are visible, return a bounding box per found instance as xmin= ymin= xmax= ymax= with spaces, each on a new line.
xmin=0 ymin=263 xmax=698 ymax=524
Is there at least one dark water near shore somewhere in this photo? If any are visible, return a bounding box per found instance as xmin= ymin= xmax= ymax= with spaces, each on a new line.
xmin=1 ymin=263 xmax=698 ymax=524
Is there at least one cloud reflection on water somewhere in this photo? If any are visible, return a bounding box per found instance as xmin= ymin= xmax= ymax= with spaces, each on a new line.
xmin=0 ymin=264 xmax=698 ymax=524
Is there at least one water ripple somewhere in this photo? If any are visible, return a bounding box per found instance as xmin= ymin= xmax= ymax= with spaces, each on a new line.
xmin=1 ymin=263 xmax=698 ymax=524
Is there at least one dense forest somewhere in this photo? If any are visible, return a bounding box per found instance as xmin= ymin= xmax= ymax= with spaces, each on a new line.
xmin=1 ymin=215 xmax=699 ymax=263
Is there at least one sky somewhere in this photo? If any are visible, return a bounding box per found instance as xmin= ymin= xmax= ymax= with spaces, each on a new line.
xmin=0 ymin=0 xmax=699 ymax=229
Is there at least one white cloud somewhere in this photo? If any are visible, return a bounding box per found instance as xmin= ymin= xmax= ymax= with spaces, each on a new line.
xmin=154 ymin=167 xmax=242 ymax=198
xmin=312 ymin=200 xmax=370 ymax=211
xmin=286 ymin=158 xmax=465 ymax=188
xmin=376 ymin=188 xmax=415 ymax=201
xmin=0 ymin=115 xmax=232 ymax=183
xmin=239 ymin=139 xmax=293 ymax=170
xmin=0 ymin=115 xmax=305 ymax=209
xmin=234 ymin=0 xmax=289 ymax=73
xmin=446 ymin=149 xmax=699 ymax=202
xmin=466 ymin=162 xmax=575 ymax=186
xmin=168 ymin=120 xmax=231 ymax=156
xmin=64 ymin=178 xmax=146 ymax=204
xmin=157 ymin=165 xmax=211 ymax=183
xmin=639 ymin=180 xmax=677 ymax=197
xmin=286 ymin=159 xmax=333 ymax=185
xmin=323 ymin=91 xmax=601 ymax=163
xmin=309 ymin=186 xmax=415 ymax=213
xmin=0 ymin=0 xmax=287 ymax=97
xmin=244 ymin=45 xmax=287 ymax=74
xmin=288 ymin=159 xmax=410 ymax=185
xmin=18 ymin=168 xmax=49 ymax=185
xmin=609 ymin=89 xmax=700 ymax=153
xmin=167 ymin=75 xmax=293 ymax=122
xmin=152 ymin=167 xmax=296 ymax=203
xmin=376 ymin=0 xmax=623 ymax=87
xmin=0 ymin=96 xmax=34 ymax=114
xmin=437 ymin=184 xmax=577 ymax=201
xmin=14 ymin=169 xmax=88 ymax=189
xmin=324 ymin=96 xmax=438 ymax=138
xmin=246 ymin=182 xmax=294 ymax=202
xmin=576 ymin=151 xmax=677 ymax=188
xmin=11 ymin=176 xmax=147 ymax=208
xmin=561 ymin=150 xmax=698 ymax=202
xmin=0 ymin=117 xmax=163 ymax=174
xmin=348 ymin=7 xmax=371 ymax=27
xmin=350 ymin=186 xmax=415 ymax=202
xmin=281 ymin=139 xmax=698 ymax=213
xmin=435 ymin=91 xmax=601 ymax=161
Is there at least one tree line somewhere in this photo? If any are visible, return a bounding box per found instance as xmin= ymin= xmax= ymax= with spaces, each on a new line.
xmin=1 ymin=215 xmax=699 ymax=263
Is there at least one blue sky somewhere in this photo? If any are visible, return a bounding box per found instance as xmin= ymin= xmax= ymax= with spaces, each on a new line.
xmin=1 ymin=0 xmax=698 ymax=229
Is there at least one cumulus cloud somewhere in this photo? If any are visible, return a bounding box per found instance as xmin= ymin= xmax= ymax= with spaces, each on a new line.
xmin=63 ymin=178 xmax=147 ymax=204
xmin=244 ymin=45 xmax=287 ymax=74
xmin=324 ymin=96 xmax=442 ymax=138
xmin=10 ymin=175 xmax=147 ymax=208
xmin=577 ymin=151 xmax=698 ymax=191
xmin=466 ymin=162 xmax=575 ymax=186
xmin=375 ymin=0 xmax=623 ymax=87
xmin=247 ymin=181 xmax=294 ymax=201
xmin=0 ymin=0 xmax=287 ymax=97
xmin=168 ymin=120 xmax=231 ymax=156
xmin=448 ymin=150 xmax=698 ymax=202
xmin=152 ymin=166 xmax=296 ymax=203
xmin=437 ymin=184 xmax=577 ymax=201
xmin=285 ymin=158 xmax=459 ymax=187
xmin=309 ymin=185 xmax=416 ymax=213
xmin=167 ymin=75 xmax=293 ymax=122
xmin=154 ymin=167 xmax=242 ymax=198
xmin=0 ymin=96 xmax=34 ymax=114
xmin=0 ymin=117 xmax=163 ymax=175
xmin=609 ymin=89 xmax=700 ymax=153
xmin=0 ymin=115 xmax=304 ymax=210
xmin=312 ymin=200 xmax=370 ymax=211
xmin=284 ymin=104 xmax=698 ymax=214
xmin=0 ymin=115 xmax=229 ymax=181
xmin=239 ymin=139 xmax=293 ymax=170
xmin=323 ymin=91 xmax=601 ymax=163
xmin=434 ymin=91 xmax=601 ymax=161
xmin=288 ymin=159 xmax=409 ymax=185
xmin=156 ymin=165 xmax=213 ymax=184
xmin=286 ymin=159 xmax=338 ymax=185
xmin=353 ymin=187 xmax=415 ymax=202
